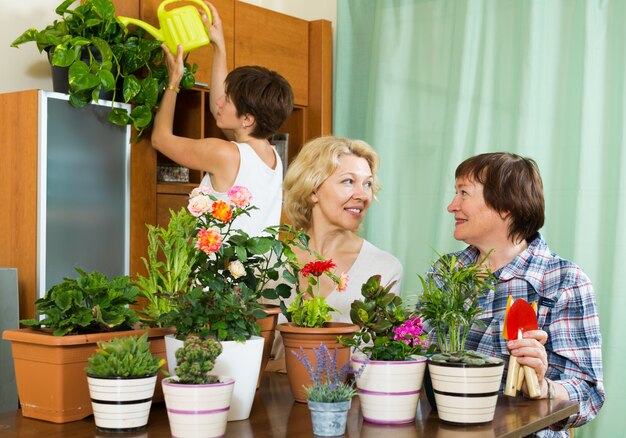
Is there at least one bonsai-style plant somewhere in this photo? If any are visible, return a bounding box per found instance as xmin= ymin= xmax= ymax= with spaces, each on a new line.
xmin=10 ymin=0 xmax=197 ymax=140
xmin=162 ymin=185 xmax=310 ymax=342
xmin=417 ymin=252 xmax=501 ymax=365
xmin=161 ymin=335 xmax=233 ymax=436
xmin=340 ymin=274 xmax=431 ymax=361
xmin=172 ymin=335 xmax=222 ymax=384
xmin=20 ymin=268 xmax=139 ymax=336
xmin=286 ymin=259 xmax=348 ymax=328
xmin=134 ymin=208 xmax=198 ymax=326
xmin=85 ymin=333 xmax=165 ymax=378
xmin=292 ymin=343 xmax=358 ymax=437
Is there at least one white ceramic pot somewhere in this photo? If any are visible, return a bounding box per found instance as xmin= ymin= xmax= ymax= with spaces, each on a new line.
xmin=427 ymin=358 xmax=504 ymax=424
xmin=87 ymin=374 xmax=157 ymax=431
xmin=165 ymin=335 xmax=264 ymax=421
xmin=162 ymin=377 xmax=235 ymax=438
xmin=351 ymin=353 xmax=427 ymax=424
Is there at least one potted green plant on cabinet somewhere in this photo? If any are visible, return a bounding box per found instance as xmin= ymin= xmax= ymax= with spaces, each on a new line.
xmin=340 ymin=274 xmax=431 ymax=424
xmin=10 ymin=0 xmax=198 ymax=140
xmin=277 ymin=258 xmax=359 ymax=403
xmin=162 ymin=335 xmax=234 ymax=438
xmin=293 ymin=343 xmax=358 ymax=437
xmin=85 ymin=333 xmax=165 ymax=432
xmin=2 ymin=268 xmax=173 ymax=423
xmin=162 ymin=185 xmax=309 ymax=420
xmin=417 ymin=252 xmax=504 ymax=424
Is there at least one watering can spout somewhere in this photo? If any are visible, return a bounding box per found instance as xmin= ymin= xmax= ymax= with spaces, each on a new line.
xmin=117 ymin=16 xmax=163 ymax=43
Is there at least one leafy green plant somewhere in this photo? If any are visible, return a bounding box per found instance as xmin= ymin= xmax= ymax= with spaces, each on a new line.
xmin=135 ymin=208 xmax=198 ymax=326
xmin=20 ymin=268 xmax=139 ymax=336
xmin=174 ymin=335 xmax=222 ymax=385
xmin=292 ymin=343 xmax=358 ymax=402
xmin=287 ymin=260 xmax=347 ymax=328
xmin=429 ymin=350 xmax=502 ymax=366
xmin=162 ymin=186 xmax=310 ymax=342
xmin=10 ymin=0 xmax=197 ymax=140
xmin=340 ymin=275 xmax=432 ymax=361
xmin=417 ymin=252 xmax=496 ymax=353
xmin=85 ymin=333 xmax=166 ymax=377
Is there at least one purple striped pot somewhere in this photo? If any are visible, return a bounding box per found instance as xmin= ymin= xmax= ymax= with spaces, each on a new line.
xmin=351 ymin=353 xmax=427 ymax=424
xmin=162 ymin=377 xmax=235 ymax=438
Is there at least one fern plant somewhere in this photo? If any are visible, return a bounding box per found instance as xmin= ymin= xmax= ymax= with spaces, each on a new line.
xmin=85 ymin=333 xmax=165 ymax=377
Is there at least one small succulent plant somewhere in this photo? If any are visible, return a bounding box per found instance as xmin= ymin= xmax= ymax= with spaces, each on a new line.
xmin=174 ymin=335 xmax=223 ymax=385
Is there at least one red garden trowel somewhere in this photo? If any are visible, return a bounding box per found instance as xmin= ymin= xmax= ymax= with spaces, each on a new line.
xmin=503 ymin=297 xmax=542 ymax=398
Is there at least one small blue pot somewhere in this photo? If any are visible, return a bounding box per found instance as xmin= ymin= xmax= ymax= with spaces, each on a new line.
xmin=308 ymin=400 xmax=351 ymax=436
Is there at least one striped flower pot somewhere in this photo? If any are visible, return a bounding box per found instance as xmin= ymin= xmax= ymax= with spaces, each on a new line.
xmin=86 ymin=374 xmax=157 ymax=432
xmin=427 ymin=358 xmax=504 ymax=424
xmin=162 ymin=377 xmax=235 ymax=438
xmin=165 ymin=335 xmax=263 ymax=421
xmin=351 ymin=353 xmax=427 ymax=424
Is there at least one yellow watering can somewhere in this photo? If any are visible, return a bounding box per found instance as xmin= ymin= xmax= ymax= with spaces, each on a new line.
xmin=117 ymin=0 xmax=213 ymax=54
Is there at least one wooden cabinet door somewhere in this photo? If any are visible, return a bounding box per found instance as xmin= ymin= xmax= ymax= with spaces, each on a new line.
xmin=139 ymin=0 xmax=235 ymax=85
xmin=234 ymin=1 xmax=309 ymax=106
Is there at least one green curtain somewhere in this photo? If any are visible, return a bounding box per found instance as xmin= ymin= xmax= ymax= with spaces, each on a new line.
xmin=334 ymin=1 xmax=625 ymax=436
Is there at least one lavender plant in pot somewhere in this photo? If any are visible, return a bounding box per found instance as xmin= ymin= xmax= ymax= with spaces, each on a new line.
xmin=293 ymin=343 xmax=358 ymax=436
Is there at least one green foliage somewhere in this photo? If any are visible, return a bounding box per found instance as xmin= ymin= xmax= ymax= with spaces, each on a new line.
xmin=417 ymin=252 xmax=496 ymax=353
xmin=174 ymin=335 xmax=222 ymax=384
xmin=135 ymin=208 xmax=198 ymax=326
xmin=10 ymin=0 xmax=197 ymax=140
xmin=20 ymin=268 xmax=139 ymax=336
xmin=85 ymin=333 xmax=166 ymax=377
xmin=429 ymin=350 xmax=503 ymax=366
xmin=340 ymin=275 xmax=432 ymax=361
xmin=288 ymin=295 xmax=333 ymax=328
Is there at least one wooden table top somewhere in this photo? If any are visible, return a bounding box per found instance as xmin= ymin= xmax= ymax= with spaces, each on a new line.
xmin=0 ymin=371 xmax=578 ymax=437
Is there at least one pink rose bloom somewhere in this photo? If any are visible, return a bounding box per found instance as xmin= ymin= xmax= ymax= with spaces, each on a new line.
xmin=196 ymin=227 xmax=223 ymax=254
xmin=227 ymin=186 xmax=253 ymax=207
xmin=190 ymin=186 xmax=214 ymax=198
xmin=188 ymin=195 xmax=212 ymax=217
xmin=338 ymin=272 xmax=349 ymax=292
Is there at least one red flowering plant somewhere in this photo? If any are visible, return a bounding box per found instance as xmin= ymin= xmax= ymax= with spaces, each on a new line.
xmin=339 ymin=275 xmax=433 ymax=361
xmin=287 ymin=259 xmax=349 ymax=328
xmin=163 ymin=185 xmax=309 ymax=342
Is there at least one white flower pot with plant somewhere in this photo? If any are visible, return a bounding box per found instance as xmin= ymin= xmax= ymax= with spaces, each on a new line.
xmin=161 ymin=185 xmax=309 ymax=420
xmin=85 ymin=333 xmax=166 ymax=432
xmin=162 ymin=335 xmax=234 ymax=438
xmin=293 ymin=343 xmax=359 ymax=436
xmin=341 ymin=275 xmax=431 ymax=424
xmin=418 ymin=253 xmax=504 ymax=424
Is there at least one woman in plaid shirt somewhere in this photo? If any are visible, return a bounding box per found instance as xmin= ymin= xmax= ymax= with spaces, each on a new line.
xmin=434 ymin=152 xmax=604 ymax=437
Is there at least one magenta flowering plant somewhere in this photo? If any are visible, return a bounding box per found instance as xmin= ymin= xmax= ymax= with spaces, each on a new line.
xmin=340 ymin=275 xmax=432 ymax=361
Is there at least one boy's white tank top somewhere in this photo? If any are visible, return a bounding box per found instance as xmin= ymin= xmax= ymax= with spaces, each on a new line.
xmin=200 ymin=142 xmax=283 ymax=237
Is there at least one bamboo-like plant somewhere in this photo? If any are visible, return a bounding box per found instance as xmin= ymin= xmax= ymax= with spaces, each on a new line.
xmin=417 ymin=252 xmax=496 ymax=356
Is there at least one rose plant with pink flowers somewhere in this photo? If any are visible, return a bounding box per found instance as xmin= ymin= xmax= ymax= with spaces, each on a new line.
xmin=163 ymin=185 xmax=310 ymax=342
xmin=340 ymin=275 xmax=433 ymax=361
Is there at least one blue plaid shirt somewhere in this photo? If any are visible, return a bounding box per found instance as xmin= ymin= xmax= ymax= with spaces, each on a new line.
xmin=425 ymin=234 xmax=604 ymax=437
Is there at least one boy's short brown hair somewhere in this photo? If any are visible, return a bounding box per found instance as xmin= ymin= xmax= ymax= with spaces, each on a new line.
xmin=224 ymin=66 xmax=294 ymax=139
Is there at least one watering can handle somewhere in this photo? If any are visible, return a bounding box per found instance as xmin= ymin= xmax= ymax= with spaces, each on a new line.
xmin=158 ymin=0 xmax=213 ymax=25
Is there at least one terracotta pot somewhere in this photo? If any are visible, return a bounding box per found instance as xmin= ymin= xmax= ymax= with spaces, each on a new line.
xmin=276 ymin=322 xmax=359 ymax=403
xmin=2 ymin=327 xmax=174 ymax=423
xmin=256 ymin=304 xmax=282 ymax=388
